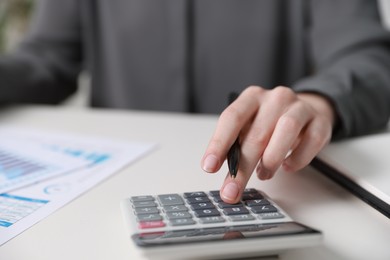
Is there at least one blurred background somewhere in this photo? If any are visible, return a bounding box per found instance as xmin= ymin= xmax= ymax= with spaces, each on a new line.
xmin=0 ymin=0 xmax=89 ymax=107
xmin=0 ymin=0 xmax=390 ymax=107
xmin=0 ymin=0 xmax=33 ymax=53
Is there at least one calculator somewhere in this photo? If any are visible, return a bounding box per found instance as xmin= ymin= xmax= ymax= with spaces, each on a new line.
xmin=120 ymin=188 xmax=322 ymax=259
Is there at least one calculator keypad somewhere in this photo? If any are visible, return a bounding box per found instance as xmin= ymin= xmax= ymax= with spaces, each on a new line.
xmin=129 ymin=189 xmax=285 ymax=230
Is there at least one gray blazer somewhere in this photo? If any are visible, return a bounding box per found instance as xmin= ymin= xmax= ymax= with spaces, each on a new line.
xmin=1 ymin=0 xmax=390 ymax=139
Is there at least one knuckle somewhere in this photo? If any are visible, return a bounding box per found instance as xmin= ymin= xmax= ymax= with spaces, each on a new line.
xmin=244 ymin=133 xmax=269 ymax=151
xmin=244 ymin=85 xmax=264 ymax=97
xmin=292 ymin=101 xmax=308 ymax=112
xmin=220 ymin=105 xmax=241 ymax=123
xmin=273 ymin=85 xmax=292 ymax=93
xmin=207 ymin=138 xmax=224 ymax=153
xmin=270 ymin=86 xmax=296 ymax=103
xmin=278 ymin=115 xmax=301 ymax=131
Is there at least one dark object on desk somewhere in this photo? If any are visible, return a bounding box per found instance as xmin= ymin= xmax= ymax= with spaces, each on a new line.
xmin=227 ymin=92 xmax=240 ymax=178
xmin=311 ymin=157 xmax=390 ymax=219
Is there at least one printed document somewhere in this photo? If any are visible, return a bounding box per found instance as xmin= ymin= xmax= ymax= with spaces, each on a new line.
xmin=0 ymin=126 xmax=155 ymax=245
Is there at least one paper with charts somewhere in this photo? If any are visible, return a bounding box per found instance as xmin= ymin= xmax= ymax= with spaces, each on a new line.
xmin=0 ymin=126 xmax=156 ymax=246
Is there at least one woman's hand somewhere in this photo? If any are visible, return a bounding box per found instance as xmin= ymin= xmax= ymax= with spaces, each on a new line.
xmin=201 ymin=86 xmax=336 ymax=203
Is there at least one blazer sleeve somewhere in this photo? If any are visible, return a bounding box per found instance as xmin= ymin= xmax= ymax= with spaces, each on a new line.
xmin=0 ymin=0 xmax=82 ymax=104
xmin=292 ymin=0 xmax=390 ymax=139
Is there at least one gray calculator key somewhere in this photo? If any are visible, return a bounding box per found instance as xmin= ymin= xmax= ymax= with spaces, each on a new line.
xmin=194 ymin=208 xmax=220 ymax=218
xmin=242 ymin=193 xmax=263 ymax=200
xmin=169 ymin=218 xmax=196 ymax=226
xmin=133 ymin=201 xmax=157 ymax=208
xmin=243 ymin=188 xmax=259 ymax=194
xmin=163 ymin=205 xmax=188 ymax=212
xmin=245 ymin=199 xmax=270 ymax=207
xmin=186 ymin=197 xmax=210 ymax=204
xmin=190 ymin=202 xmax=215 ymax=210
xmin=131 ymin=195 xmax=154 ymax=202
xmin=158 ymin=194 xmax=184 ymax=206
xmin=209 ymin=190 xmax=220 ymax=196
xmin=217 ymin=202 xmax=244 ymax=208
xmin=199 ymin=216 xmax=226 ymax=224
xmin=258 ymin=212 xmax=285 ymax=219
xmin=135 ymin=207 xmax=159 ymax=214
xmin=251 ymin=205 xmax=278 ymax=214
xmin=184 ymin=192 xmax=207 ymax=198
xmin=222 ymin=207 xmax=250 ymax=215
xmin=166 ymin=211 xmax=192 ymax=219
xmin=229 ymin=214 xmax=255 ymax=222
xmin=211 ymin=195 xmax=223 ymax=202
xmin=137 ymin=213 xmax=162 ymax=221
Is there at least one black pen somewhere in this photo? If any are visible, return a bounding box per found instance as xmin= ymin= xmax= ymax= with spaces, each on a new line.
xmin=227 ymin=92 xmax=240 ymax=179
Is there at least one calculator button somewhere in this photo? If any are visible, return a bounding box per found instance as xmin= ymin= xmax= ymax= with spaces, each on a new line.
xmin=217 ymin=202 xmax=244 ymax=208
xmin=210 ymin=194 xmax=223 ymax=202
xmin=138 ymin=220 xmax=166 ymax=229
xmin=166 ymin=212 xmax=192 ymax=219
xmin=242 ymin=193 xmax=264 ymax=201
xmin=243 ymin=188 xmax=259 ymax=194
xmin=258 ymin=212 xmax=285 ymax=219
xmin=199 ymin=216 xmax=226 ymax=224
xmin=134 ymin=207 xmax=160 ymax=214
xmin=133 ymin=201 xmax=157 ymax=208
xmin=209 ymin=190 xmax=220 ymax=196
xmin=186 ymin=197 xmax=211 ymax=204
xmin=229 ymin=214 xmax=255 ymax=222
xmin=184 ymin=192 xmax=207 ymax=198
xmin=222 ymin=207 xmax=250 ymax=215
xmin=245 ymin=199 xmax=270 ymax=207
xmin=190 ymin=202 xmax=216 ymax=210
xmin=194 ymin=208 xmax=221 ymax=218
xmin=158 ymin=194 xmax=184 ymax=206
xmin=163 ymin=205 xmax=188 ymax=212
xmin=137 ymin=213 xmax=163 ymax=221
xmin=131 ymin=195 xmax=154 ymax=202
xmin=169 ymin=218 xmax=196 ymax=226
xmin=250 ymin=205 xmax=278 ymax=214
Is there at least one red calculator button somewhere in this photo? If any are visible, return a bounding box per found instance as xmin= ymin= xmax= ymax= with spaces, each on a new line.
xmin=138 ymin=221 xmax=166 ymax=229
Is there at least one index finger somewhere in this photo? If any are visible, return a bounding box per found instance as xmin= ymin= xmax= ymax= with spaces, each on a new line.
xmin=201 ymin=87 xmax=264 ymax=173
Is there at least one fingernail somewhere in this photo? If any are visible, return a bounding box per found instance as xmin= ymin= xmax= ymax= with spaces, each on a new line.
xmin=202 ymin=154 xmax=219 ymax=172
xmin=222 ymin=182 xmax=239 ymax=202
xmin=257 ymin=166 xmax=272 ymax=180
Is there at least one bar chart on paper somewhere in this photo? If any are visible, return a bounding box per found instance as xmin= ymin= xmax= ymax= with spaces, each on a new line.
xmin=0 ymin=125 xmax=156 ymax=246
xmin=0 ymin=134 xmax=88 ymax=194
xmin=0 ymin=150 xmax=48 ymax=180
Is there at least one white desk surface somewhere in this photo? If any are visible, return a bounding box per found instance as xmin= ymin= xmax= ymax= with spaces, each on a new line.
xmin=0 ymin=105 xmax=389 ymax=260
xmin=317 ymin=129 xmax=390 ymax=203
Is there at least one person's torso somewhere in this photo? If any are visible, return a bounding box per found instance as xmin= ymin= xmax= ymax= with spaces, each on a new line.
xmin=80 ymin=0 xmax=308 ymax=113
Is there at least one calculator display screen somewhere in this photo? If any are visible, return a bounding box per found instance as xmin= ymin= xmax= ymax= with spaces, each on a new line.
xmin=132 ymin=222 xmax=320 ymax=247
